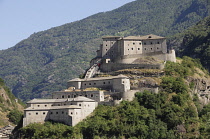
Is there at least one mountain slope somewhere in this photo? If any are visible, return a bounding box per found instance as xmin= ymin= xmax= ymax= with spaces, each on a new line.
xmin=0 ymin=78 xmax=24 ymax=127
xmin=180 ymin=16 xmax=210 ymax=70
xmin=0 ymin=0 xmax=209 ymax=101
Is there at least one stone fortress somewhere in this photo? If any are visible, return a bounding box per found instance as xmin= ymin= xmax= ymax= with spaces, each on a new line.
xmin=23 ymin=34 xmax=177 ymax=127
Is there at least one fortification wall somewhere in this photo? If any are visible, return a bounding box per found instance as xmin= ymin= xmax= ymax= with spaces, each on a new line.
xmin=52 ymin=91 xmax=104 ymax=102
xmin=67 ymin=76 xmax=130 ymax=92
xmin=23 ymin=110 xmax=50 ymax=127
xmin=100 ymin=62 xmax=164 ymax=72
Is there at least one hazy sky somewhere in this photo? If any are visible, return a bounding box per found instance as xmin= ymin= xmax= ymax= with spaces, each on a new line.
xmin=0 ymin=0 xmax=135 ymax=50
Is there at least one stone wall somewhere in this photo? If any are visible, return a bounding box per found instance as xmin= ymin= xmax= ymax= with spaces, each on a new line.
xmin=100 ymin=62 xmax=165 ymax=72
xmin=67 ymin=75 xmax=130 ymax=93
xmin=52 ymin=90 xmax=104 ymax=102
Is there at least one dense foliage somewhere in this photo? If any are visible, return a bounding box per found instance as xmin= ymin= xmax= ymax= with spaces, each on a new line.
xmin=0 ymin=0 xmax=209 ymax=101
xmin=19 ymin=122 xmax=73 ymax=139
xmin=7 ymin=109 xmax=23 ymax=125
xmin=0 ymin=78 xmax=24 ymax=127
xmin=18 ymin=57 xmax=210 ymax=138
xmin=180 ymin=16 xmax=210 ymax=71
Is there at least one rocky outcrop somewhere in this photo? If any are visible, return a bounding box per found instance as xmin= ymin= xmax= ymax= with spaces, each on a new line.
xmin=0 ymin=125 xmax=14 ymax=139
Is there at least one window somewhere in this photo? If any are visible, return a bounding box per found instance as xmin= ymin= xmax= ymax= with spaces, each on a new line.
xmin=151 ymin=48 xmax=152 ymax=50
xmin=71 ymin=112 xmax=73 ymax=115
xmin=144 ymin=48 xmax=146 ymax=50
xmin=62 ymin=95 xmax=64 ymax=98
xmin=157 ymin=42 xmax=160 ymax=44
xmin=157 ymin=47 xmax=159 ymax=49
xmin=150 ymin=42 xmax=153 ymax=44
xmin=144 ymin=42 xmax=146 ymax=45
xmin=106 ymin=49 xmax=107 ymax=51
xmin=103 ymin=82 xmax=105 ymax=84
xmin=62 ymin=111 xmax=64 ymax=114
xmin=74 ymin=95 xmax=76 ymax=98
xmin=94 ymin=83 xmax=96 ymax=85
xmin=138 ymin=48 xmax=140 ymax=50
xmin=51 ymin=112 xmax=53 ymax=114
xmin=128 ymin=49 xmax=129 ymax=51
xmin=45 ymin=105 xmax=47 ymax=107
xmin=85 ymin=95 xmax=87 ymax=97
xmin=131 ymin=48 xmax=133 ymax=50
xmin=43 ymin=112 xmax=45 ymax=115
xmin=139 ymin=43 xmax=142 ymax=45
xmin=84 ymin=83 xmax=86 ymax=86
xmin=56 ymin=112 xmax=58 ymax=114
xmin=68 ymin=95 xmax=70 ymax=98
xmin=79 ymin=104 xmax=81 ymax=106
xmin=89 ymin=83 xmax=91 ymax=85
xmin=36 ymin=112 xmax=38 ymax=115
xmin=133 ymin=42 xmax=135 ymax=45
xmin=37 ymin=105 xmax=40 ymax=107
xmin=91 ymin=94 xmax=93 ymax=97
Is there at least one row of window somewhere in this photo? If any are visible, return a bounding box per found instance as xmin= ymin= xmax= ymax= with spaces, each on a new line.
xmin=127 ymin=47 xmax=160 ymax=51
xmin=143 ymin=42 xmax=160 ymax=45
xmin=37 ymin=104 xmax=48 ymax=107
xmin=29 ymin=111 xmax=78 ymax=116
xmin=126 ymin=41 xmax=160 ymax=46
xmin=83 ymin=81 xmax=111 ymax=86
xmin=104 ymin=41 xmax=161 ymax=47
xmin=60 ymin=94 xmax=95 ymax=99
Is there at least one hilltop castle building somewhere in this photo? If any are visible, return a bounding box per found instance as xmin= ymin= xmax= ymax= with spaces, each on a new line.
xmin=91 ymin=34 xmax=176 ymax=72
xmin=23 ymin=34 xmax=176 ymax=127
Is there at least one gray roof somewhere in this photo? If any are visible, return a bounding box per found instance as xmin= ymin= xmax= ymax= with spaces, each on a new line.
xmin=25 ymin=105 xmax=81 ymax=111
xmin=68 ymin=74 xmax=128 ymax=82
xmin=123 ymin=34 xmax=165 ymax=40
xmin=102 ymin=36 xmax=121 ymax=39
xmin=27 ymin=96 xmax=95 ymax=104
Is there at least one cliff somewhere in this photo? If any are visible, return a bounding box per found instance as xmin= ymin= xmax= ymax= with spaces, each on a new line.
xmin=0 ymin=78 xmax=24 ymax=128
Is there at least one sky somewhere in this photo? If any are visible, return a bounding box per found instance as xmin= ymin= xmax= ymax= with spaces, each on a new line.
xmin=0 ymin=0 xmax=135 ymax=50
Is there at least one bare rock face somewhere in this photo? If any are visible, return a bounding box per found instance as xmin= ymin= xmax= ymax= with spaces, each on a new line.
xmin=186 ymin=73 xmax=210 ymax=105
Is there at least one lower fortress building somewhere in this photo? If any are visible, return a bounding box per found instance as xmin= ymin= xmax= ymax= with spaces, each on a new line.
xmin=23 ymin=34 xmax=176 ymax=127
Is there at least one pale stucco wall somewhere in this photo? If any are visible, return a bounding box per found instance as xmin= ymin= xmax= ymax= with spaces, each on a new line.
xmin=52 ymin=91 xmax=104 ymax=102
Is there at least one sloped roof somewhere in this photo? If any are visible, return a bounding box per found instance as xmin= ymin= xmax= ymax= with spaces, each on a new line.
xmin=27 ymin=96 xmax=95 ymax=104
xmin=102 ymin=36 xmax=121 ymax=39
xmin=123 ymin=34 xmax=165 ymax=40
xmin=123 ymin=36 xmax=142 ymax=40
xmin=140 ymin=34 xmax=165 ymax=40
xmin=68 ymin=74 xmax=128 ymax=82
xmin=25 ymin=105 xmax=81 ymax=111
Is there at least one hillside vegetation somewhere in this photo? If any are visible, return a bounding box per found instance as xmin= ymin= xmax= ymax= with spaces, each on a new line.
xmin=17 ymin=57 xmax=210 ymax=139
xmin=180 ymin=16 xmax=210 ymax=70
xmin=0 ymin=0 xmax=209 ymax=101
xmin=0 ymin=78 xmax=24 ymax=127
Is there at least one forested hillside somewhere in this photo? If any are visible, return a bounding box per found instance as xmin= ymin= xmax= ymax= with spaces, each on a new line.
xmin=0 ymin=0 xmax=209 ymax=101
xmin=0 ymin=78 xmax=24 ymax=127
xmin=180 ymin=16 xmax=210 ymax=70
xmin=17 ymin=57 xmax=210 ymax=138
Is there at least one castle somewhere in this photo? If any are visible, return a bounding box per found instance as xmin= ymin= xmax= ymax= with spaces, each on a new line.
xmin=23 ymin=34 xmax=176 ymax=127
